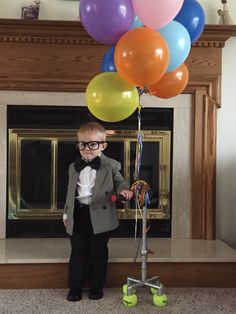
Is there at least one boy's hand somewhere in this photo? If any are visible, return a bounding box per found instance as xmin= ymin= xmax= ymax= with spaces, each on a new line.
xmin=63 ymin=213 xmax=67 ymax=227
xmin=120 ymin=190 xmax=133 ymax=200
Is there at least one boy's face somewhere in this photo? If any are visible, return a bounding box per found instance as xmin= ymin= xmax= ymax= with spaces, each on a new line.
xmin=77 ymin=131 xmax=107 ymax=161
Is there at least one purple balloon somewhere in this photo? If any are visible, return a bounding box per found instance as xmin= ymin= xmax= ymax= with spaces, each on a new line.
xmin=79 ymin=0 xmax=134 ymax=45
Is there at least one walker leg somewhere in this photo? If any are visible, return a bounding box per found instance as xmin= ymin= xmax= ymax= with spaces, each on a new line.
xmin=122 ymin=206 xmax=168 ymax=307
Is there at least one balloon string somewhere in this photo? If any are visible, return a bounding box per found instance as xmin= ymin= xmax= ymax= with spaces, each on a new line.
xmin=132 ymin=93 xmax=152 ymax=261
xmin=133 ymin=97 xmax=143 ymax=256
xmin=131 ymin=179 xmax=151 ymax=262
xmin=134 ymin=104 xmax=143 ymax=181
xmin=131 ymin=180 xmax=151 ymax=209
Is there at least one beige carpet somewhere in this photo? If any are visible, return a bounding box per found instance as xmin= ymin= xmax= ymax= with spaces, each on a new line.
xmin=0 ymin=288 xmax=235 ymax=314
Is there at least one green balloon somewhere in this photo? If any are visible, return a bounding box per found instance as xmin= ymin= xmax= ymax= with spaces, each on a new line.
xmin=86 ymin=72 xmax=139 ymax=122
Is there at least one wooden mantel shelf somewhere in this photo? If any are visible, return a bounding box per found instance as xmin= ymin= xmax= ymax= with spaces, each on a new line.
xmin=0 ymin=19 xmax=235 ymax=47
xmin=0 ymin=19 xmax=235 ymax=240
xmin=196 ymin=24 xmax=236 ymax=47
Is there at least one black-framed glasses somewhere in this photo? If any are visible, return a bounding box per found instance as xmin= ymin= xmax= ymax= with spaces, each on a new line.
xmin=75 ymin=141 xmax=105 ymax=151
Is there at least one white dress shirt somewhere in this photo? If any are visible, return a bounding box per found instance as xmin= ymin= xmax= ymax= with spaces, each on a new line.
xmin=63 ymin=163 xmax=97 ymax=221
xmin=76 ymin=166 xmax=97 ymax=204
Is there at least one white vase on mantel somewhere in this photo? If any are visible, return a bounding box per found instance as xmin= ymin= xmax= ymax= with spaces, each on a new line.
xmin=218 ymin=0 xmax=234 ymax=25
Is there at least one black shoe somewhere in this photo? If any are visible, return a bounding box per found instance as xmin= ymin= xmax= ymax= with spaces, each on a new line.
xmin=66 ymin=288 xmax=82 ymax=302
xmin=88 ymin=287 xmax=104 ymax=300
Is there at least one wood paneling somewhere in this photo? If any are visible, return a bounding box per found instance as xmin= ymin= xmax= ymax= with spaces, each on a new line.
xmin=0 ymin=262 xmax=235 ymax=288
xmin=0 ymin=20 xmax=235 ymax=93
xmin=0 ymin=19 xmax=236 ymax=239
xmin=191 ymin=93 xmax=218 ymax=239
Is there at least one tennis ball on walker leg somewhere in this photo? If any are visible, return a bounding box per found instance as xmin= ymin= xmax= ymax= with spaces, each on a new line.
xmin=123 ymin=294 xmax=137 ymax=307
xmin=122 ymin=284 xmax=128 ymax=294
xmin=153 ymin=294 xmax=168 ymax=307
xmin=150 ymin=287 xmax=157 ymax=295
xmin=122 ymin=284 xmax=136 ymax=295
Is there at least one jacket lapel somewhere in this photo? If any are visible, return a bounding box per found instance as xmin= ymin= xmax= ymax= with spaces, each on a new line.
xmin=91 ymin=155 xmax=109 ymax=201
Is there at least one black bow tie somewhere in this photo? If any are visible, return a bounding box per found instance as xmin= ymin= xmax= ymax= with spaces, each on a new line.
xmin=74 ymin=156 xmax=101 ymax=173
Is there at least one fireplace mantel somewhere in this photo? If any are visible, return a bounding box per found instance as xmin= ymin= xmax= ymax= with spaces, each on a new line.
xmin=0 ymin=19 xmax=236 ymax=239
xmin=0 ymin=20 xmax=235 ymax=95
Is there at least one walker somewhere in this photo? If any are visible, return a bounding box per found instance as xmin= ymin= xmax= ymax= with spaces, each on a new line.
xmin=122 ymin=181 xmax=167 ymax=308
xmin=122 ymin=105 xmax=167 ymax=308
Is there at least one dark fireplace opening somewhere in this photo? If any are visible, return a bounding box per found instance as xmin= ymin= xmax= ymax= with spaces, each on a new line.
xmin=7 ymin=105 xmax=173 ymax=238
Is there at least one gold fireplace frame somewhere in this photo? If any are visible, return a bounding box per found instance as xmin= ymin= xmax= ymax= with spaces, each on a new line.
xmin=8 ymin=129 xmax=171 ymax=220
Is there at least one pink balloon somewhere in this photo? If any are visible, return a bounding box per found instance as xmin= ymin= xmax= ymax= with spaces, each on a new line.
xmin=132 ymin=0 xmax=184 ymax=29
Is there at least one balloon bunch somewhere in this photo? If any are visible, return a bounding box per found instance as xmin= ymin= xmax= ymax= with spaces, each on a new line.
xmin=80 ymin=0 xmax=205 ymax=122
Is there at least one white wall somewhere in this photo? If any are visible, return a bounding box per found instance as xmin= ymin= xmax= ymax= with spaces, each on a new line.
xmin=0 ymin=0 xmax=235 ymax=24
xmin=0 ymin=0 xmax=236 ymax=248
xmin=217 ymin=37 xmax=236 ymax=249
xmin=0 ymin=0 xmax=79 ymax=20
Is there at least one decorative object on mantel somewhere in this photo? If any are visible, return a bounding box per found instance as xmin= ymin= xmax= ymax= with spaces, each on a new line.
xmin=218 ymin=0 xmax=234 ymax=25
xmin=21 ymin=0 xmax=40 ymax=20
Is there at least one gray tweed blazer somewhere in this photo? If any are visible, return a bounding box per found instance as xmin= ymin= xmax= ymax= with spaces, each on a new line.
xmin=64 ymin=153 xmax=129 ymax=235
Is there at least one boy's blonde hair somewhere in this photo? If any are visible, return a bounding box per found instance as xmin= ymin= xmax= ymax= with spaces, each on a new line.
xmin=77 ymin=122 xmax=106 ymax=141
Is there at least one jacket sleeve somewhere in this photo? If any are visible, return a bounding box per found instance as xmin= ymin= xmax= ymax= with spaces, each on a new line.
xmin=112 ymin=161 xmax=129 ymax=195
xmin=63 ymin=193 xmax=68 ymax=215
xmin=63 ymin=163 xmax=73 ymax=214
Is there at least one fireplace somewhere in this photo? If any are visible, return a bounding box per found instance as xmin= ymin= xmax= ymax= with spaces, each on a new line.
xmin=1 ymin=20 xmax=235 ymax=240
xmin=7 ymin=105 xmax=173 ymax=237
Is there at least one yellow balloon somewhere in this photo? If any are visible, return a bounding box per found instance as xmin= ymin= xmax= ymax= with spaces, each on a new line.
xmin=86 ymin=72 xmax=139 ymax=122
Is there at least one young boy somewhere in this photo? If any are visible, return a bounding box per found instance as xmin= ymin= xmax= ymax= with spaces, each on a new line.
xmin=63 ymin=122 xmax=132 ymax=301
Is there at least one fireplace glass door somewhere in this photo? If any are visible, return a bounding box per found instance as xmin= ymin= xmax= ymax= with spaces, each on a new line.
xmin=8 ymin=129 xmax=171 ymax=223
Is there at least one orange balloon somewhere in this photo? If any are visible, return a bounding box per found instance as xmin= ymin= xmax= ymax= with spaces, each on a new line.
xmin=148 ymin=63 xmax=189 ymax=99
xmin=114 ymin=27 xmax=169 ymax=87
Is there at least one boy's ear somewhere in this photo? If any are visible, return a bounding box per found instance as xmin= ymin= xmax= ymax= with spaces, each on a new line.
xmin=101 ymin=142 xmax=108 ymax=151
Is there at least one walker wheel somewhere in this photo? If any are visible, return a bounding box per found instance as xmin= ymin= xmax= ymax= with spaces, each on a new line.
xmin=122 ymin=284 xmax=136 ymax=295
xmin=123 ymin=293 xmax=138 ymax=307
xmin=153 ymin=294 xmax=168 ymax=307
